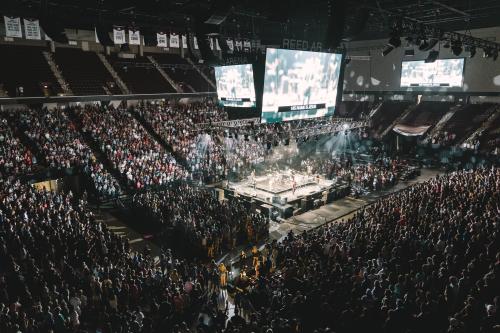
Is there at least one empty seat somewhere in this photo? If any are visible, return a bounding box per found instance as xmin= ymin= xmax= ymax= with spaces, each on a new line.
xmin=0 ymin=44 xmax=62 ymax=97
xmin=53 ymin=48 xmax=122 ymax=95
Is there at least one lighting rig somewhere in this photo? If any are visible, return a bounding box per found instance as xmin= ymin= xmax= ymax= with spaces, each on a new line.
xmin=381 ymin=18 xmax=499 ymax=62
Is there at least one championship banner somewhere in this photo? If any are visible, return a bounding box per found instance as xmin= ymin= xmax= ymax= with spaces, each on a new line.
xmin=235 ymin=40 xmax=243 ymax=51
xmin=169 ymin=33 xmax=180 ymax=48
xmin=182 ymin=35 xmax=188 ymax=48
xmin=4 ymin=16 xmax=22 ymax=38
xmin=243 ymin=40 xmax=251 ymax=52
xmin=226 ymin=39 xmax=234 ymax=51
xmin=193 ymin=36 xmax=199 ymax=49
xmin=23 ymin=18 xmax=41 ymax=40
xmin=215 ymin=38 xmax=221 ymax=51
xmin=113 ymin=27 xmax=126 ymax=44
xmin=157 ymin=33 xmax=167 ymax=47
xmin=128 ymin=29 xmax=140 ymax=45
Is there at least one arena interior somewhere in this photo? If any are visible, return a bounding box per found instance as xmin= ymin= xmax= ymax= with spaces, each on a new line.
xmin=1 ymin=0 xmax=500 ymax=332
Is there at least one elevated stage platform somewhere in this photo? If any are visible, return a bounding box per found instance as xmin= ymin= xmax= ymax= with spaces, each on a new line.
xmin=220 ymin=170 xmax=350 ymax=220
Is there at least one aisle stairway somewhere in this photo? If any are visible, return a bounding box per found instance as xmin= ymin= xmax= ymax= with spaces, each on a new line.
xmin=380 ymin=103 xmax=416 ymax=138
xmin=128 ymin=108 xmax=190 ymax=170
xmin=43 ymin=51 xmax=73 ymax=95
xmin=96 ymin=53 xmax=130 ymax=94
xmin=67 ymin=109 xmax=131 ymax=193
xmin=426 ymin=104 xmax=462 ymax=140
xmin=185 ymin=57 xmax=216 ymax=90
xmin=461 ymin=105 xmax=500 ymax=145
xmin=146 ymin=56 xmax=183 ymax=93
xmin=53 ymin=49 xmax=121 ymax=95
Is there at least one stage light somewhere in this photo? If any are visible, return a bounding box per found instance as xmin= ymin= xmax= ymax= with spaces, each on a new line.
xmin=382 ymin=46 xmax=394 ymax=57
xmin=382 ymin=32 xmax=401 ymax=57
xmin=451 ymin=40 xmax=463 ymax=56
xmin=468 ymin=45 xmax=476 ymax=58
xmin=419 ymin=40 xmax=429 ymax=51
xmin=425 ymin=50 xmax=439 ymax=63
xmin=388 ymin=35 xmax=401 ymax=48
xmin=483 ymin=47 xmax=493 ymax=58
xmin=420 ymin=38 xmax=439 ymax=52
xmin=342 ymin=123 xmax=349 ymax=130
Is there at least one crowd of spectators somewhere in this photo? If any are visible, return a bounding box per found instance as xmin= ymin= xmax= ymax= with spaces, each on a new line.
xmin=298 ymin=155 xmax=416 ymax=192
xmin=8 ymin=107 xmax=121 ymax=199
xmin=427 ymin=131 xmax=458 ymax=146
xmin=237 ymin=167 xmax=499 ymax=333
xmin=223 ymin=136 xmax=266 ymax=176
xmin=135 ymin=101 xmax=227 ymax=182
xmin=0 ymin=178 xmax=237 ymax=333
xmin=132 ymin=184 xmax=269 ymax=258
xmin=0 ymin=116 xmax=36 ymax=178
xmin=77 ymin=105 xmax=187 ymax=191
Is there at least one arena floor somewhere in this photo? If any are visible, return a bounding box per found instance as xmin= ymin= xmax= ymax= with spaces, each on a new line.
xmin=218 ymin=168 xmax=443 ymax=264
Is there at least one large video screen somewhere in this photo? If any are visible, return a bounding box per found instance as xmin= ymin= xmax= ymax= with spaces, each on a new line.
xmin=261 ymin=48 xmax=343 ymax=123
xmin=401 ymin=58 xmax=465 ymax=87
xmin=214 ymin=64 xmax=256 ymax=107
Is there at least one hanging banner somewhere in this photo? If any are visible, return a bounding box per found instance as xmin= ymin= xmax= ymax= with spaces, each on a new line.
xmin=243 ymin=40 xmax=251 ymax=52
xmin=129 ymin=29 xmax=140 ymax=45
xmin=235 ymin=40 xmax=243 ymax=51
xmin=169 ymin=33 xmax=180 ymax=48
xmin=226 ymin=39 xmax=234 ymax=51
xmin=23 ymin=18 xmax=41 ymax=40
xmin=215 ymin=38 xmax=221 ymax=51
xmin=4 ymin=16 xmax=22 ymax=38
xmin=182 ymin=35 xmax=188 ymax=48
xmin=157 ymin=33 xmax=167 ymax=47
xmin=208 ymin=37 xmax=214 ymax=50
xmin=113 ymin=27 xmax=126 ymax=44
xmin=193 ymin=36 xmax=199 ymax=49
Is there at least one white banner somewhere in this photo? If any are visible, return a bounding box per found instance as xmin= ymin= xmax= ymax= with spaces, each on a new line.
xmin=193 ymin=36 xmax=199 ymax=49
xmin=243 ymin=40 xmax=251 ymax=52
xmin=157 ymin=33 xmax=167 ymax=47
xmin=235 ymin=40 xmax=243 ymax=51
xmin=182 ymin=35 xmax=188 ymax=48
xmin=128 ymin=29 xmax=140 ymax=45
xmin=198 ymin=118 xmax=260 ymax=128
xmin=23 ymin=18 xmax=41 ymax=40
xmin=226 ymin=39 xmax=234 ymax=51
xmin=169 ymin=33 xmax=179 ymax=48
xmin=4 ymin=16 xmax=22 ymax=38
xmin=215 ymin=38 xmax=221 ymax=51
xmin=113 ymin=27 xmax=126 ymax=44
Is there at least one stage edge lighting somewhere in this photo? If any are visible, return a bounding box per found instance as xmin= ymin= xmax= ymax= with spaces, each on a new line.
xmin=451 ymin=40 xmax=463 ymax=56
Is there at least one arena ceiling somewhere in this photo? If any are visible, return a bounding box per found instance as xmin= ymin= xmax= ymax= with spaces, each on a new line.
xmin=1 ymin=0 xmax=499 ymax=42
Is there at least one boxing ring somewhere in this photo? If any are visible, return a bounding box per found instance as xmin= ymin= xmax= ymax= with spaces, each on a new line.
xmin=227 ymin=169 xmax=335 ymax=203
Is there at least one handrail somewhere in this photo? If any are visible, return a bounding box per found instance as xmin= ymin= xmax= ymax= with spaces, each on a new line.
xmin=0 ymin=92 xmax=217 ymax=105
